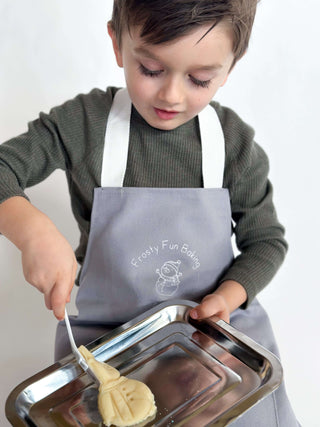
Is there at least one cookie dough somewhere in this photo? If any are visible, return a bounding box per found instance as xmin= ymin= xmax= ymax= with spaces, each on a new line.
xmin=79 ymin=345 xmax=157 ymax=427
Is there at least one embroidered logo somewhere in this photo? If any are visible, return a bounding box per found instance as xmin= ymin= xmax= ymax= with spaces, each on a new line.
xmin=155 ymin=260 xmax=182 ymax=296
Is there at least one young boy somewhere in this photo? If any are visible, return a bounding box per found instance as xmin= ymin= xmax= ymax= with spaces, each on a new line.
xmin=0 ymin=0 xmax=299 ymax=425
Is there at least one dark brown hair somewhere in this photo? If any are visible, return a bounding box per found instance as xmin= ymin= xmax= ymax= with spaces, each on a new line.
xmin=110 ymin=0 xmax=258 ymax=65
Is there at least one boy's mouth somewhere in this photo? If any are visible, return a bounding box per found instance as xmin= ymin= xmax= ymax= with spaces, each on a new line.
xmin=154 ymin=107 xmax=179 ymax=120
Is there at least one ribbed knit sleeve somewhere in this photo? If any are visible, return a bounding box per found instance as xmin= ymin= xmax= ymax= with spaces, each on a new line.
xmin=0 ymin=112 xmax=69 ymax=202
xmin=213 ymin=102 xmax=288 ymax=306
xmin=0 ymin=88 xmax=111 ymax=203
xmin=0 ymin=87 xmax=114 ymax=263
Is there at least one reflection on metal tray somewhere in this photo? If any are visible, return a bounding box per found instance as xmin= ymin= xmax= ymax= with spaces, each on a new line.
xmin=6 ymin=300 xmax=283 ymax=426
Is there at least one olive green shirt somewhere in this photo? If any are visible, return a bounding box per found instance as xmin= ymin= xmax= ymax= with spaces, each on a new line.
xmin=0 ymin=86 xmax=287 ymax=306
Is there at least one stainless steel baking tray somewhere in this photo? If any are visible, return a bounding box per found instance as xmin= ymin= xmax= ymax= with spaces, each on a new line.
xmin=6 ymin=300 xmax=282 ymax=426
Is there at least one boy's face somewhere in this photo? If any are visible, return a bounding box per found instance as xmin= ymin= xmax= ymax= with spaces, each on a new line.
xmin=109 ymin=22 xmax=234 ymax=130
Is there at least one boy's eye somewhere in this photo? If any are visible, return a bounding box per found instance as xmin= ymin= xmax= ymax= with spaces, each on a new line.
xmin=139 ymin=64 xmax=163 ymax=77
xmin=189 ymin=75 xmax=212 ymax=89
xmin=139 ymin=63 xmax=212 ymax=88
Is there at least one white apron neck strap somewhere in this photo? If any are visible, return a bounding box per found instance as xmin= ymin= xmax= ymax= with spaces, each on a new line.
xmin=198 ymin=103 xmax=225 ymax=188
xmin=101 ymin=88 xmax=132 ymax=187
xmin=101 ymin=88 xmax=225 ymax=188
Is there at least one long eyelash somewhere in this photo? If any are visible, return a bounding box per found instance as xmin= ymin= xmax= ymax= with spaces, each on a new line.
xmin=189 ymin=75 xmax=212 ymax=89
xmin=139 ymin=64 xmax=162 ymax=78
xmin=139 ymin=64 xmax=211 ymax=88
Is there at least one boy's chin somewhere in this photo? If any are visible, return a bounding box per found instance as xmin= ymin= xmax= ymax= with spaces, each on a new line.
xmin=151 ymin=121 xmax=181 ymax=131
xmin=145 ymin=115 xmax=186 ymax=131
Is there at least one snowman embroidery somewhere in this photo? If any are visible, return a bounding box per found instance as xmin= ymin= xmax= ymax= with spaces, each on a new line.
xmin=155 ymin=260 xmax=182 ymax=296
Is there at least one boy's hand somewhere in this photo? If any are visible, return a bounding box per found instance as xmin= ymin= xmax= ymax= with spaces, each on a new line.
xmin=189 ymin=280 xmax=248 ymax=324
xmin=0 ymin=197 xmax=77 ymax=320
xmin=21 ymin=223 xmax=77 ymax=321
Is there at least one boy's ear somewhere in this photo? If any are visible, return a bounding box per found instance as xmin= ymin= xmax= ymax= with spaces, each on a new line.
xmin=221 ymin=49 xmax=247 ymax=86
xmin=220 ymin=73 xmax=230 ymax=87
xmin=107 ymin=22 xmax=123 ymax=68
xmin=220 ymin=53 xmax=241 ymax=87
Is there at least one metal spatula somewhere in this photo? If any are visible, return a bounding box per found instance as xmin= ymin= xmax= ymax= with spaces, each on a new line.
xmin=64 ymin=307 xmax=100 ymax=386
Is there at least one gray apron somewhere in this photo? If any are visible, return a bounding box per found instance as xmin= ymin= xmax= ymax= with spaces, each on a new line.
xmin=54 ymin=89 xmax=299 ymax=426
xmin=75 ymin=88 xmax=234 ymax=325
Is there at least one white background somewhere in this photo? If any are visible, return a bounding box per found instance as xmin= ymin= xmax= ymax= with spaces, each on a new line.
xmin=0 ymin=1 xmax=319 ymax=426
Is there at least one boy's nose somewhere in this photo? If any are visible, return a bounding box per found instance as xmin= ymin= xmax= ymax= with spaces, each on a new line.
xmin=157 ymin=77 xmax=184 ymax=107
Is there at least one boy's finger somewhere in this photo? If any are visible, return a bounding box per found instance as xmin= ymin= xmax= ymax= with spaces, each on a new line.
xmin=190 ymin=295 xmax=223 ymax=320
xmin=50 ymin=278 xmax=73 ymax=321
xmin=44 ymin=291 xmax=52 ymax=310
